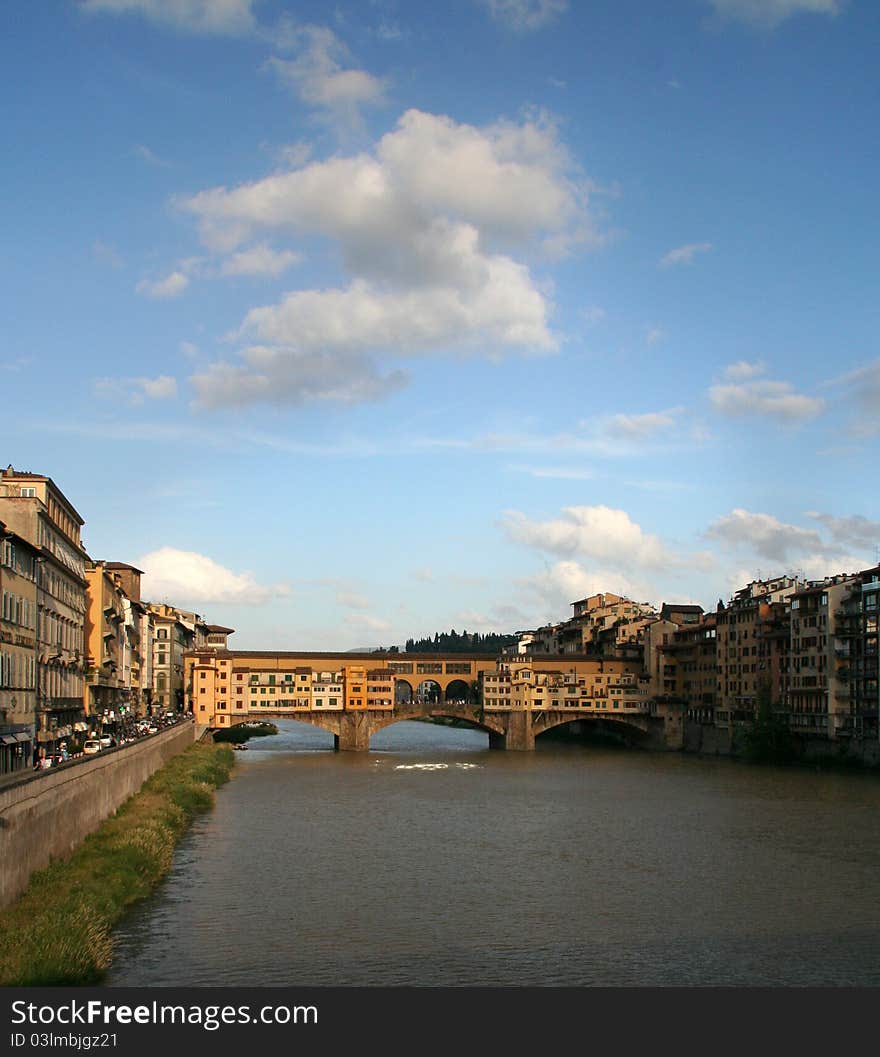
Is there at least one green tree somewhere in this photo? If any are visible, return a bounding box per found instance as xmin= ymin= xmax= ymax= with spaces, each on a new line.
xmin=741 ymin=680 xmax=795 ymax=764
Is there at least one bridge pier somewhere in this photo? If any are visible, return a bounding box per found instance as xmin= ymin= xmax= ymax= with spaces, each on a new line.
xmin=503 ymin=711 xmax=535 ymax=751
xmin=335 ymin=713 xmax=372 ymax=751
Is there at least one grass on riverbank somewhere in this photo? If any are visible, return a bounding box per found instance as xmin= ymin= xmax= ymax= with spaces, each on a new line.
xmin=0 ymin=742 xmax=234 ymax=987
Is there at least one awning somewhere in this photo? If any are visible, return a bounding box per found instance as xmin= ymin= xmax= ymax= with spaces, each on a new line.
xmin=14 ymin=732 xmax=31 ymax=743
xmin=0 ymin=735 xmax=18 ymax=745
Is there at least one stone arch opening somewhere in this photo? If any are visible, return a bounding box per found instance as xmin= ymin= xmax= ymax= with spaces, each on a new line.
xmin=444 ymin=679 xmax=470 ymax=704
xmin=395 ymin=679 xmax=413 ymax=705
xmin=416 ymin=679 xmax=442 ymax=704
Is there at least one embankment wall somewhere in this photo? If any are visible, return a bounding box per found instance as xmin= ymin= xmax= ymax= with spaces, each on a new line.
xmin=0 ymin=722 xmax=196 ymax=908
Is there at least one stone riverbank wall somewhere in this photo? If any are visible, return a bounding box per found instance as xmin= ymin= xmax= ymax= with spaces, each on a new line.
xmin=0 ymin=721 xmax=196 ymax=909
xmin=683 ymin=720 xmax=880 ymax=767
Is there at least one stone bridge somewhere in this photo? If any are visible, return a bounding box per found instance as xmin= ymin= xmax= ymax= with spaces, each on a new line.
xmin=231 ymin=701 xmax=665 ymax=751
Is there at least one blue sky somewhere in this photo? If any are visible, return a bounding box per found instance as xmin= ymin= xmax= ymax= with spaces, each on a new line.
xmin=3 ymin=0 xmax=878 ymax=649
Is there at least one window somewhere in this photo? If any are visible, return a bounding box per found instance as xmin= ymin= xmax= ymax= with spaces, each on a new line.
xmin=157 ymin=628 xmax=168 ymax=639
xmin=20 ymin=487 xmax=36 ymax=498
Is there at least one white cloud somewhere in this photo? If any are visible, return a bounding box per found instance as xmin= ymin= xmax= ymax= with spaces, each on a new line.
xmin=581 ymin=306 xmax=605 ymax=326
xmin=139 ymin=546 xmax=288 ymax=605
xmin=501 ymin=505 xmax=671 ymax=568
xmin=239 ymin=264 xmax=554 ymax=355
xmin=220 ymin=244 xmax=302 ymax=277
xmin=414 ymin=568 xmax=434 ymax=582
xmin=132 ymin=143 xmax=170 ymax=167
xmin=179 ymin=108 xmax=592 ymax=407
xmin=824 ymin=357 xmax=880 ymax=436
xmin=805 ymin=512 xmax=880 ymax=552
xmin=190 ymin=348 xmax=407 ymax=409
xmin=509 ymin=465 xmax=594 ymax=480
xmin=645 ymin=326 xmax=665 ymax=345
xmin=140 ymin=375 xmax=178 ymax=399
xmin=659 ymin=242 xmax=713 ymax=267
xmin=265 ymin=25 xmax=386 ymax=124
xmin=183 ymin=109 xmax=586 ymax=255
xmin=95 ymin=374 xmax=178 ymax=405
xmin=705 ymin=509 xmax=826 ymax=562
xmin=605 ymin=407 xmax=684 ymax=439
xmin=481 ymin=0 xmax=569 ymax=31
xmin=80 ymin=0 xmax=259 ymax=35
xmin=517 ymin=560 xmax=650 ymax=615
xmin=706 ymin=0 xmax=841 ymax=29
xmin=136 ymin=270 xmax=189 ymax=298
xmin=708 ymin=364 xmax=824 ymax=421
xmin=723 ymin=359 xmax=764 ymax=381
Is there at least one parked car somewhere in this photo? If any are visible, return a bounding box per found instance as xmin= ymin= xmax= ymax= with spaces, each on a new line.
xmin=83 ymin=740 xmax=102 ymax=755
xmin=99 ymin=735 xmax=113 ymax=749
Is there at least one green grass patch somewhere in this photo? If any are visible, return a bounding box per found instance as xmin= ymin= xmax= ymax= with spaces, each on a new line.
xmin=0 ymin=742 xmax=234 ymax=986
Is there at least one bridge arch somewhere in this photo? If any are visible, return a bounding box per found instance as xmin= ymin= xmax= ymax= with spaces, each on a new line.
xmin=370 ymin=708 xmax=506 ymax=740
xmin=444 ymin=679 xmax=470 ymax=704
xmin=416 ymin=679 xmax=442 ymax=704
xmin=395 ymin=679 xmax=413 ymax=705
xmin=532 ymin=712 xmax=654 ymax=745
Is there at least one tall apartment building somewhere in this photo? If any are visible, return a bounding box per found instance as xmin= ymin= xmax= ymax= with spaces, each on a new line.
xmin=558 ymin=593 xmax=658 ymax=656
xmin=714 ymin=576 xmax=804 ymax=734
xmin=788 ymin=576 xmax=857 ymax=739
xmin=147 ymin=603 xmax=197 ymax=714
xmin=649 ymin=614 xmax=717 ymax=724
xmin=0 ymin=520 xmax=39 ymax=772
xmin=105 ymin=563 xmax=151 ymax=717
xmin=0 ymin=466 xmax=88 ymax=759
xmin=834 ymin=565 xmax=880 ymax=741
xmin=84 ymin=560 xmax=126 ymax=720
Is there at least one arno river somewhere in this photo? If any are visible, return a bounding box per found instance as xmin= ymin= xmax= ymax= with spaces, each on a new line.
xmin=106 ymin=720 xmax=880 ymax=987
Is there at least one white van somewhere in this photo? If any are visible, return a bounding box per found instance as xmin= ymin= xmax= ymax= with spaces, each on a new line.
xmin=83 ymin=740 xmax=102 ymax=755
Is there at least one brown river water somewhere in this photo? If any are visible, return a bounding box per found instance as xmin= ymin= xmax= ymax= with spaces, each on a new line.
xmin=105 ymin=720 xmax=880 ymax=987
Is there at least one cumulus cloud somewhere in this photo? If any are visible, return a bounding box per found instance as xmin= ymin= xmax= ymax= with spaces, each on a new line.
xmin=705 ymin=509 xmax=826 ymax=562
xmin=95 ymin=374 xmax=178 ymax=405
xmin=80 ymin=0 xmax=259 ymax=36
xmin=709 ymin=362 xmax=824 ymax=421
xmin=706 ymin=0 xmax=841 ymax=29
xmin=139 ymin=375 xmax=178 ymax=399
xmin=139 ymin=546 xmax=288 ymax=604
xmin=659 ymin=242 xmax=713 ymax=267
xmin=722 ymin=359 xmax=764 ymax=381
xmin=136 ymin=271 xmax=189 ymax=299
xmin=824 ymin=357 xmax=880 ymax=436
xmin=220 ymin=244 xmax=301 ymax=277
xmin=190 ymin=348 xmax=407 ymax=409
xmin=805 ymin=512 xmax=880 ymax=552
xmin=605 ymin=407 xmax=683 ymax=439
xmin=179 ymin=107 xmax=592 ymax=408
xmin=266 ymin=25 xmax=386 ymax=124
xmin=501 ymin=505 xmax=671 ymax=567
xmin=481 ymin=0 xmax=569 ymax=31
xmin=517 ymin=560 xmax=650 ymax=614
